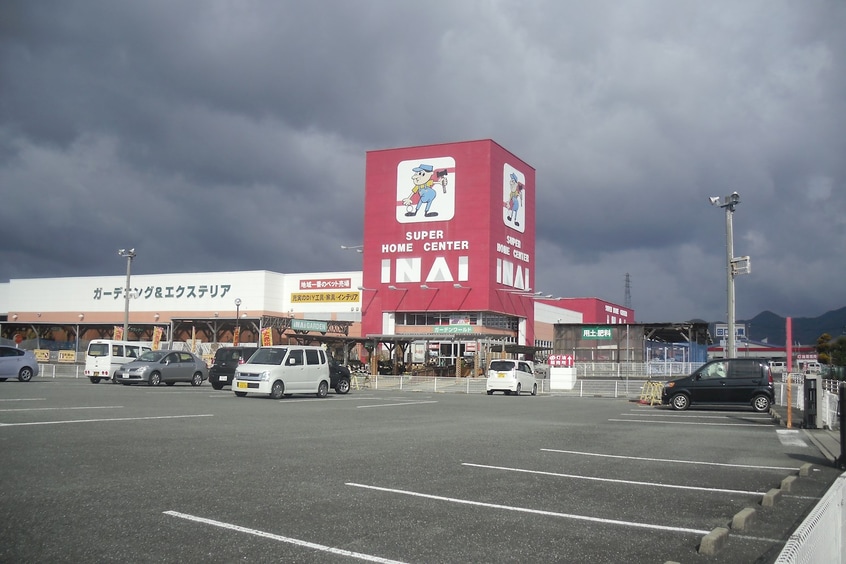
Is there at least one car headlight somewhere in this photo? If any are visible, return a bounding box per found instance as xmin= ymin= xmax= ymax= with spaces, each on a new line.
xmin=260 ymin=370 xmax=271 ymax=382
xmin=665 ymin=382 xmax=674 ymax=389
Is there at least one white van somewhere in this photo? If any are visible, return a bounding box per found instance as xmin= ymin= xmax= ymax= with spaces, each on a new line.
xmin=799 ymin=361 xmax=822 ymax=374
xmin=486 ymin=359 xmax=538 ymax=396
xmin=84 ymin=340 xmax=152 ymax=383
xmin=769 ymin=361 xmax=786 ymax=375
xmin=232 ymin=345 xmax=331 ymax=399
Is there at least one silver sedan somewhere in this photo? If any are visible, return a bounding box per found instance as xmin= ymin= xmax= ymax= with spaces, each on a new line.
xmin=115 ymin=349 xmax=207 ymax=386
xmin=0 ymin=345 xmax=40 ymax=382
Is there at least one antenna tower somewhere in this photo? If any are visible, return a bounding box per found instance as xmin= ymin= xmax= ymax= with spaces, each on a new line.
xmin=624 ymin=273 xmax=632 ymax=309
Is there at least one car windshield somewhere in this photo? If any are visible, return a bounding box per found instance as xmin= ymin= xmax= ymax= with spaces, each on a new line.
xmin=489 ymin=360 xmax=516 ymax=372
xmin=87 ymin=343 xmax=110 ymax=357
xmin=247 ymin=348 xmax=287 ymax=365
xmin=137 ymin=351 xmax=168 ymax=362
xmin=214 ymin=348 xmax=239 ymax=362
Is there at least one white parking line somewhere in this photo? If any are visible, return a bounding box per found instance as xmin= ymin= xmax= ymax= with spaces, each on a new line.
xmin=163 ymin=510 xmax=408 ymax=564
xmin=346 ymin=482 xmax=710 ymax=535
xmin=0 ymin=414 xmax=213 ymax=427
xmin=540 ymin=448 xmax=799 ymax=471
xmin=462 ymin=463 xmax=764 ymax=495
xmin=357 ymin=401 xmax=438 ymax=409
xmin=626 ymin=412 xmax=771 ymax=420
xmin=0 ymin=406 xmax=123 ymax=412
xmin=609 ymin=418 xmax=767 ymax=427
xmin=0 ymin=398 xmax=46 ymax=402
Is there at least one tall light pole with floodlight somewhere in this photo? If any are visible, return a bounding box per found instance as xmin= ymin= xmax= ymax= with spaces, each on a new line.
xmin=118 ymin=249 xmax=136 ymax=339
xmin=709 ymin=192 xmax=750 ymax=359
xmin=234 ymin=298 xmax=242 ymax=345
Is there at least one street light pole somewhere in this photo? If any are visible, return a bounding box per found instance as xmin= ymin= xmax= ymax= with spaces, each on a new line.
xmin=234 ymin=298 xmax=241 ymax=345
xmin=709 ymin=193 xmax=744 ymax=359
xmin=118 ymin=248 xmax=136 ymax=339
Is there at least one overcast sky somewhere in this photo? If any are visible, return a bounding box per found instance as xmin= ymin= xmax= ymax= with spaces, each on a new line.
xmin=2 ymin=1 xmax=844 ymax=323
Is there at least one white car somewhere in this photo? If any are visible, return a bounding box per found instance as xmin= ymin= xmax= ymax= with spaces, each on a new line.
xmin=486 ymin=359 xmax=537 ymax=396
xmin=232 ymin=345 xmax=331 ymax=399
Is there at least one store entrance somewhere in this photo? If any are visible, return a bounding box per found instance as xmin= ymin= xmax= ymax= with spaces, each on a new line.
xmin=408 ymin=341 xmax=478 ymax=377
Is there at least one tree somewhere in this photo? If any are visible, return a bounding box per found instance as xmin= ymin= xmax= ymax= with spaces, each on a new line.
xmin=817 ymin=333 xmax=832 ymax=365
xmin=830 ymin=335 xmax=846 ymax=368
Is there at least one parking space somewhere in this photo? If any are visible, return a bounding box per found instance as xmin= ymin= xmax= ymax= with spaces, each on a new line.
xmin=0 ymin=379 xmax=840 ymax=562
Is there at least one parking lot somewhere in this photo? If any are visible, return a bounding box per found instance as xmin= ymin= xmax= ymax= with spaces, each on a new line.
xmin=0 ymin=379 xmax=841 ymax=563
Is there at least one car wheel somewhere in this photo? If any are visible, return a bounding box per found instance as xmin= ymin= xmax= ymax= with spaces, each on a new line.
xmin=752 ymin=394 xmax=771 ymax=413
xmin=234 ymin=391 xmax=247 ymax=397
xmin=18 ymin=367 xmax=34 ymax=382
xmin=211 ymin=382 xmax=223 ymax=391
xmin=486 ymin=390 xmax=493 ymax=395
xmin=531 ymin=383 xmax=538 ymax=396
xmin=89 ymin=377 xmax=101 ymax=384
xmin=0 ymin=378 xmax=7 ymax=382
xmin=269 ymin=381 xmax=284 ymax=399
xmin=317 ymin=381 xmax=329 ymax=398
xmin=670 ymin=393 xmax=690 ymax=411
xmin=515 ymin=383 xmax=522 ymax=396
xmin=149 ymin=372 xmax=161 ymax=387
xmin=335 ymin=378 xmax=350 ymax=394
xmin=191 ymin=372 xmax=203 ymax=386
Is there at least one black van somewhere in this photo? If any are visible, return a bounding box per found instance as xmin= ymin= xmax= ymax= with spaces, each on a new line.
xmin=661 ymin=358 xmax=774 ymax=412
xmin=208 ymin=346 xmax=256 ymax=390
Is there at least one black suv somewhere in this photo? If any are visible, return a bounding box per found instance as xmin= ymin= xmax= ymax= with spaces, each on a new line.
xmin=208 ymin=346 xmax=256 ymax=390
xmin=662 ymin=358 xmax=774 ymax=412
xmin=328 ymin=356 xmax=351 ymax=394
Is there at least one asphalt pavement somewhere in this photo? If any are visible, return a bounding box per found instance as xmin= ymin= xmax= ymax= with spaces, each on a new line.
xmin=1 ymin=378 xmax=845 ymax=563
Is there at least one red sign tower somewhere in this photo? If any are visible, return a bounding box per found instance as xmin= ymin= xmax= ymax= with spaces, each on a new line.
xmin=361 ymin=139 xmax=536 ymax=346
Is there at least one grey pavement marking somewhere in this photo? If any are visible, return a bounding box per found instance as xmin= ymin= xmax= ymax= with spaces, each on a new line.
xmin=775 ymin=429 xmax=809 ymax=447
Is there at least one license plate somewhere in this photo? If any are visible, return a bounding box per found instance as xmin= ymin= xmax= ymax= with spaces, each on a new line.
xmin=94 ymin=371 xmax=101 ymax=376
xmin=220 ymin=376 xmax=228 ymax=382
xmin=237 ymin=381 xmax=248 ymax=389
xmin=497 ymin=373 xmax=506 ymax=378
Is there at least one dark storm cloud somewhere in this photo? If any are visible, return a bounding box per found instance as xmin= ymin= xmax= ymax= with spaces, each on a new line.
xmin=1 ymin=0 xmax=845 ymax=322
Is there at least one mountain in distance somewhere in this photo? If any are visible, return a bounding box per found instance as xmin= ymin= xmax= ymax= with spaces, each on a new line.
xmin=699 ymin=307 xmax=846 ymax=346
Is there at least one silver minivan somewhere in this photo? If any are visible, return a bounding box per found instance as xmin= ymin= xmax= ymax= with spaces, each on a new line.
xmin=232 ymin=345 xmax=331 ymax=399
xmin=486 ymin=359 xmax=537 ymax=396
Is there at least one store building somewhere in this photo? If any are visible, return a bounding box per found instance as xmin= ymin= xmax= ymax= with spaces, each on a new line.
xmin=0 ymin=139 xmax=639 ymax=373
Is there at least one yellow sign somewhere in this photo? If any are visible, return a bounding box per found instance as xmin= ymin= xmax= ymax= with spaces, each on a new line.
xmin=113 ymin=326 xmax=124 ymax=340
xmin=34 ymin=349 xmax=50 ymax=362
xmin=152 ymin=326 xmax=163 ymax=350
xmin=58 ymin=350 xmax=77 ymax=363
xmin=261 ymin=327 xmax=273 ymax=346
xmin=291 ymin=292 xmax=360 ymax=303
xmin=233 ymin=326 xmax=241 ymax=346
